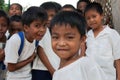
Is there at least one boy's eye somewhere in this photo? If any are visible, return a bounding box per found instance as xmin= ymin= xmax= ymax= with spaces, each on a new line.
xmin=16 ymin=7 xmax=21 ymax=10
xmin=34 ymin=23 xmax=47 ymax=28
xmin=43 ymin=24 xmax=47 ymax=28
xmin=35 ymin=25 xmax=39 ymax=27
xmin=10 ymin=8 xmax=13 ymax=10
xmin=0 ymin=24 xmax=7 ymax=27
xmin=52 ymin=35 xmax=58 ymax=40
xmin=66 ymin=36 xmax=74 ymax=40
xmin=92 ymin=15 xmax=96 ymax=18
xmin=86 ymin=17 xmax=90 ymax=20
xmin=35 ymin=24 xmax=40 ymax=28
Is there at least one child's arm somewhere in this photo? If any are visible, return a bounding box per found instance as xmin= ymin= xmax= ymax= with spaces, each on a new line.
xmin=0 ymin=49 xmax=5 ymax=61
xmin=7 ymin=52 xmax=36 ymax=72
xmin=37 ymin=46 xmax=55 ymax=75
xmin=115 ymin=59 xmax=120 ymax=80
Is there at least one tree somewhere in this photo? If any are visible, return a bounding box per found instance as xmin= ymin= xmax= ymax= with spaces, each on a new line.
xmin=0 ymin=0 xmax=4 ymax=9
xmin=0 ymin=0 xmax=10 ymax=13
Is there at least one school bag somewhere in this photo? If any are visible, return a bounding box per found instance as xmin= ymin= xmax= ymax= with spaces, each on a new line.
xmin=18 ymin=31 xmax=39 ymax=56
xmin=1 ymin=32 xmax=39 ymax=70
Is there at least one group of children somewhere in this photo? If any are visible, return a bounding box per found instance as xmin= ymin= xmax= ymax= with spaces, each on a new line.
xmin=0 ymin=0 xmax=120 ymax=80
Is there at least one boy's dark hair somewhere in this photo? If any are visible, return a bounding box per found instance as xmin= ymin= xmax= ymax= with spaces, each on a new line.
xmin=84 ymin=2 xmax=103 ymax=15
xmin=62 ymin=4 xmax=76 ymax=11
xmin=50 ymin=11 xmax=86 ymax=36
xmin=40 ymin=1 xmax=61 ymax=13
xmin=53 ymin=2 xmax=62 ymax=11
xmin=22 ymin=6 xmax=48 ymax=26
xmin=76 ymin=9 xmax=83 ymax=15
xmin=77 ymin=0 xmax=90 ymax=8
xmin=0 ymin=10 xmax=9 ymax=25
xmin=10 ymin=15 xmax=22 ymax=23
xmin=9 ymin=3 xmax=23 ymax=11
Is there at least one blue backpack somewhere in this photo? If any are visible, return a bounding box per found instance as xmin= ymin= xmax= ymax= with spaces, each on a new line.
xmin=1 ymin=32 xmax=39 ymax=70
xmin=18 ymin=32 xmax=39 ymax=67
xmin=18 ymin=31 xmax=39 ymax=56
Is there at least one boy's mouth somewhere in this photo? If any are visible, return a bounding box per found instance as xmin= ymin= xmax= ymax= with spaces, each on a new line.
xmin=36 ymin=34 xmax=44 ymax=40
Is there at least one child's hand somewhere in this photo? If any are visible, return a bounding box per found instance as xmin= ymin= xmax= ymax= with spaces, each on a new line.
xmin=27 ymin=52 xmax=36 ymax=63
xmin=0 ymin=49 xmax=5 ymax=61
xmin=80 ymin=42 xmax=86 ymax=57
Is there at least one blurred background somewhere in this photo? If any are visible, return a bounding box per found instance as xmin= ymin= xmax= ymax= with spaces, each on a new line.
xmin=0 ymin=0 xmax=120 ymax=33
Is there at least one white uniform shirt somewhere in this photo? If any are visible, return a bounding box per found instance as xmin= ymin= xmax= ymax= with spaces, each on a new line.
xmin=53 ymin=57 xmax=106 ymax=80
xmin=86 ymin=25 xmax=120 ymax=80
xmin=32 ymin=28 xmax=60 ymax=70
xmin=5 ymin=33 xmax=36 ymax=80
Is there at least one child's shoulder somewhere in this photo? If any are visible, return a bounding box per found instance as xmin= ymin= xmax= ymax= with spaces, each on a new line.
xmin=7 ymin=33 xmax=21 ymax=43
xmin=105 ymin=25 xmax=120 ymax=38
xmin=79 ymin=57 xmax=100 ymax=68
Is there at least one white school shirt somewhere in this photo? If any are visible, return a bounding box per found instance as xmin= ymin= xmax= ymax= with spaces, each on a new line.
xmin=53 ymin=57 xmax=106 ymax=80
xmin=86 ymin=25 xmax=120 ymax=80
xmin=32 ymin=28 xmax=60 ymax=70
xmin=5 ymin=33 xmax=36 ymax=80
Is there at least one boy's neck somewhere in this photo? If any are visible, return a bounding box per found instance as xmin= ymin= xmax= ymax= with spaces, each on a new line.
xmin=59 ymin=54 xmax=80 ymax=69
xmin=24 ymin=32 xmax=34 ymax=43
xmin=93 ymin=25 xmax=104 ymax=38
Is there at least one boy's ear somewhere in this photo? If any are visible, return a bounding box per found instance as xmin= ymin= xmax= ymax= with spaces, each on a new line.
xmin=80 ymin=35 xmax=86 ymax=48
xmin=80 ymin=35 xmax=86 ymax=43
xmin=79 ymin=35 xmax=86 ymax=57
xmin=23 ymin=25 xmax=29 ymax=32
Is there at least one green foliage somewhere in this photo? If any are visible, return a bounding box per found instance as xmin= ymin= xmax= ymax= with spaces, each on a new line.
xmin=0 ymin=0 xmax=9 ymax=13
xmin=0 ymin=0 xmax=4 ymax=9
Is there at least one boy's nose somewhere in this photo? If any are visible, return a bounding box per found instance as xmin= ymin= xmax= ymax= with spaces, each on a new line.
xmin=39 ymin=26 xmax=46 ymax=32
xmin=90 ymin=18 xmax=94 ymax=22
xmin=58 ymin=40 xmax=66 ymax=46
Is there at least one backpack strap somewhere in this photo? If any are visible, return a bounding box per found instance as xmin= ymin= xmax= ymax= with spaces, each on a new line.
xmin=18 ymin=32 xmax=24 ymax=56
xmin=35 ymin=40 xmax=39 ymax=47
xmin=18 ymin=32 xmax=39 ymax=56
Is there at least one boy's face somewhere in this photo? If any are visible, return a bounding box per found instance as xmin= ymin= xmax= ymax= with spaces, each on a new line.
xmin=24 ymin=19 xmax=47 ymax=42
xmin=46 ymin=9 xmax=56 ymax=27
xmin=0 ymin=17 xmax=8 ymax=39
xmin=9 ymin=21 xmax=23 ymax=35
xmin=9 ymin=4 xmax=22 ymax=16
xmin=51 ymin=24 xmax=81 ymax=60
xmin=77 ymin=2 xmax=87 ymax=12
xmin=85 ymin=9 xmax=103 ymax=30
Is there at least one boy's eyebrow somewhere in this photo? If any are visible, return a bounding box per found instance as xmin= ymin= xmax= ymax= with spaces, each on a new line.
xmin=52 ymin=32 xmax=76 ymax=36
xmin=51 ymin=32 xmax=58 ymax=35
xmin=65 ymin=33 xmax=75 ymax=35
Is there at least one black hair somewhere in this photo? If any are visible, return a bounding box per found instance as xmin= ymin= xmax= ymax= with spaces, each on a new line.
xmin=53 ymin=2 xmax=62 ymax=11
xmin=77 ymin=0 xmax=90 ymax=9
xmin=76 ymin=9 xmax=83 ymax=15
xmin=62 ymin=4 xmax=76 ymax=11
xmin=0 ymin=10 xmax=9 ymax=25
xmin=22 ymin=6 xmax=48 ymax=26
xmin=10 ymin=15 xmax=22 ymax=23
xmin=50 ymin=11 xmax=86 ymax=36
xmin=84 ymin=2 xmax=103 ymax=15
xmin=9 ymin=3 xmax=23 ymax=11
xmin=40 ymin=1 xmax=61 ymax=13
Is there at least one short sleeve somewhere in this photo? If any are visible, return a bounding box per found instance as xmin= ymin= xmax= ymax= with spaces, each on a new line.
xmin=81 ymin=57 xmax=107 ymax=80
xmin=88 ymin=66 xmax=107 ymax=80
xmin=110 ymin=30 xmax=120 ymax=60
xmin=38 ymin=28 xmax=51 ymax=48
xmin=5 ymin=34 xmax=21 ymax=64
